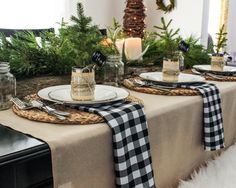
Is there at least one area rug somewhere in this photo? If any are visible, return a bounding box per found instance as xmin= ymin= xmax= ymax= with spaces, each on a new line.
xmin=178 ymin=143 xmax=236 ymax=188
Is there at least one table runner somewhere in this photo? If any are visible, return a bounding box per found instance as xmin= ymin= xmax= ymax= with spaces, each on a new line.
xmin=181 ymin=83 xmax=225 ymax=151
xmin=1 ymin=81 xmax=236 ymax=188
xmin=79 ymin=101 xmax=156 ymax=187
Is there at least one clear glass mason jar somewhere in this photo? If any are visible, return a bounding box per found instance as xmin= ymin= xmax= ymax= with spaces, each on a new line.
xmin=103 ymin=55 xmax=124 ymax=87
xmin=162 ymin=52 xmax=181 ymax=82
xmin=179 ymin=51 xmax=185 ymax=71
xmin=0 ymin=62 xmax=16 ymax=110
xmin=211 ymin=55 xmax=225 ymax=71
xmin=71 ymin=67 xmax=96 ymax=101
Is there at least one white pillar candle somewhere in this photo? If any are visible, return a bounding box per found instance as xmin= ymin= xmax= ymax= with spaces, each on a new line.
xmin=115 ymin=38 xmax=125 ymax=56
xmin=124 ymin=37 xmax=142 ymax=61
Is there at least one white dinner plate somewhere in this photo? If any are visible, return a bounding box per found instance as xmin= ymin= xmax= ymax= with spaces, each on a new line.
xmin=139 ymin=72 xmax=205 ymax=84
xmin=49 ymin=87 xmax=117 ymax=103
xmin=38 ymin=85 xmax=129 ymax=105
xmin=193 ymin=65 xmax=236 ymax=73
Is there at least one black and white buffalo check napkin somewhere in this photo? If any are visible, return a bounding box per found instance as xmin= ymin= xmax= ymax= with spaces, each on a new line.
xmin=181 ymin=83 xmax=225 ymax=151
xmin=78 ymin=101 xmax=156 ymax=188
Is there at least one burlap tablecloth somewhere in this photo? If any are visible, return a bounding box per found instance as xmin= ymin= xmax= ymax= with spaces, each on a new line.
xmin=1 ymin=81 xmax=236 ymax=188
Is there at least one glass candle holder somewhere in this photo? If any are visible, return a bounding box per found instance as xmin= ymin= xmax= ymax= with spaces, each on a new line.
xmin=0 ymin=62 xmax=16 ymax=110
xmin=162 ymin=58 xmax=180 ymax=82
xmin=103 ymin=55 xmax=124 ymax=86
xmin=70 ymin=67 xmax=95 ymax=101
xmin=211 ymin=56 xmax=224 ymax=71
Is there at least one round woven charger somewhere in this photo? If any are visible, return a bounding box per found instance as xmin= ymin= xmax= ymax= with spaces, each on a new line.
xmin=123 ymin=78 xmax=199 ymax=96
xmin=12 ymin=94 xmax=143 ymax=125
xmin=185 ymin=69 xmax=236 ymax=82
xmin=204 ymin=75 xmax=236 ymax=82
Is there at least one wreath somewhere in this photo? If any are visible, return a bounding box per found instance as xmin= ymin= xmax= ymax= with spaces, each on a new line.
xmin=156 ymin=0 xmax=175 ymax=13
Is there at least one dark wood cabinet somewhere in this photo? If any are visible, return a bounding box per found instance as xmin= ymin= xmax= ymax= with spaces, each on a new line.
xmin=0 ymin=124 xmax=53 ymax=188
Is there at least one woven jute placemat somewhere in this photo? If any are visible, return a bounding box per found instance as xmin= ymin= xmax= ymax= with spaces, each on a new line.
xmin=184 ymin=69 xmax=236 ymax=82
xmin=12 ymin=94 xmax=143 ymax=125
xmin=204 ymin=75 xmax=236 ymax=82
xmin=123 ymin=78 xmax=199 ymax=96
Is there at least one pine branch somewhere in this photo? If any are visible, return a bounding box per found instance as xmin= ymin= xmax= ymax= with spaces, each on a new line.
xmin=166 ymin=19 xmax=172 ymax=29
xmin=215 ymin=24 xmax=227 ymax=54
xmin=154 ymin=26 xmax=164 ymax=30
xmin=154 ymin=17 xmax=180 ymax=58
xmin=70 ymin=3 xmax=93 ymax=33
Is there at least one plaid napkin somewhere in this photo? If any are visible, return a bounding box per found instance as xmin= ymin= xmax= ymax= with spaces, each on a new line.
xmin=78 ymin=101 xmax=156 ymax=188
xmin=181 ymin=83 xmax=225 ymax=151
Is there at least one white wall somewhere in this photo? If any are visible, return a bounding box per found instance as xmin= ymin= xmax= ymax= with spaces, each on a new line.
xmin=64 ymin=0 xmax=161 ymax=29
xmin=160 ymin=0 xmax=205 ymax=39
xmin=0 ymin=0 xmax=61 ymax=29
xmin=112 ymin=1 xmax=126 ymax=25
xmin=65 ymin=0 xmax=207 ymax=43
xmin=64 ymin=0 xmax=119 ymax=29
xmin=208 ymin=0 xmax=221 ymax=45
xmin=144 ymin=0 xmax=162 ymax=31
xmin=227 ymin=0 xmax=236 ymax=54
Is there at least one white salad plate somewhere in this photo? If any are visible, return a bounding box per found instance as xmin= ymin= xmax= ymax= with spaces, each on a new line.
xmin=139 ymin=72 xmax=205 ymax=84
xmin=38 ymin=85 xmax=129 ymax=105
xmin=193 ymin=65 xmax=236 ymax=73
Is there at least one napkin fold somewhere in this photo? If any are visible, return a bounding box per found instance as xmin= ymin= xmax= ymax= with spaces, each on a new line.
xmin=140 ymin=79 xmax=225 ymax=151
xmin=78 ymin=101 xmax=156 ymax=188
xmin=181 ymin=83 xmax=225 ymax=151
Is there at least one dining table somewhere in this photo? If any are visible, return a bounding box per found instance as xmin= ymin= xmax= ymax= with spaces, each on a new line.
xmin=1 ymin=80 xmax=236 ymax=188
xmin=0 ymin=124 xmax=52 ymax=188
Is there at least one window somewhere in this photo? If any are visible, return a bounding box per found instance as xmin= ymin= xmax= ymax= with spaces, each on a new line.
xmin=208 ymin=0 xmax=229 ymax=45
xmin=0 ymin=0 xmax=64 ymax=29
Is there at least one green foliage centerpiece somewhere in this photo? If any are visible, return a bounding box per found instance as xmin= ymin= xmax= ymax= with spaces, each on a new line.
xmin=0 ymin=3 xmax=103 ymax=78
xmin=0 ymin=3 xmax=212 ymax=81
xmin=211 ymin=24 xmax=228 ymax=71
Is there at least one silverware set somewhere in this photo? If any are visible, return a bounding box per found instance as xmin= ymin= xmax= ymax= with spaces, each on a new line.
xmin=11 ymin=97 xmax=70 ymax=120
xmin=191 ymin=68 xmax=227 ymax=80
xmin=132 ymin=78 xmax=206 ymax=91
xmin=133 ymin=79 xmax=175 ymax=92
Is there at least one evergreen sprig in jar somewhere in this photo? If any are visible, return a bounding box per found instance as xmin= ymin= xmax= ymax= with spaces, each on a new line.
xmin=0 ymin=62 xmax=16 ymax=110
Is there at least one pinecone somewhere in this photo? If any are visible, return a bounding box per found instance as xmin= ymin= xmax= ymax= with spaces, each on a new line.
xmin=123 ymin=0 xmax=146 ymax=38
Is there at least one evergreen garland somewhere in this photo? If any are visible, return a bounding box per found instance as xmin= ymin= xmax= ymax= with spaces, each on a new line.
xmin=0 ymin=3 xmax=210 ymax=78
xmin=0 ymin=3 xmax=103 ymax=78
xmin=156 ymin=0 xmax=175 ymax=13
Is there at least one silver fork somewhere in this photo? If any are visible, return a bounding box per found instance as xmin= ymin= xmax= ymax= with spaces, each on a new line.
xmin=11 ymin=98 xmax=68 ymax=120
xmin=11 ymin=97 xmax=35 ymax=110
xmin=30 ymin=100 xmax=70 ymax=117
xmin=28 ymin=100 xmax=67 ymax=120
